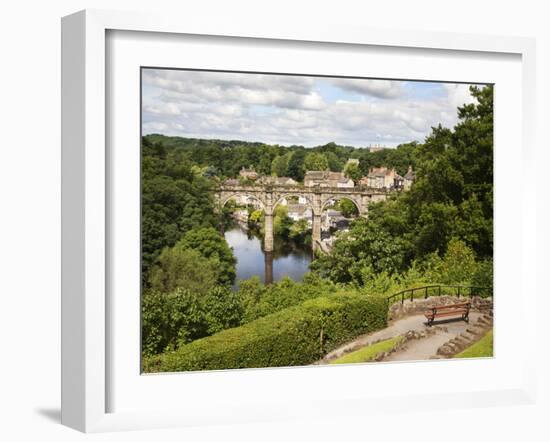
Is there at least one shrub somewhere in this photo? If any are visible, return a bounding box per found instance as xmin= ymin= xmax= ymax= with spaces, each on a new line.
xmin=421 ymin=238 xmax=477 ymax=285
xmin=471 ymin=258 xmax=493 ymax=289
xmin=143 ymin=292 xmax=388 ymax=372
xmin=176 ymin=227 xmax=237 ymax=286
xmin=237 ymin=274 xmax=338 ymax=323
xmin=141 ymin=286 xmax=243 ymax=357
xmin=149 ymin=248 xmax=218 ymax=295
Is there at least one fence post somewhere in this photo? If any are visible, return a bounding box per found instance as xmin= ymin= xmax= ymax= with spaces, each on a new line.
xmin=458 ymin=286 xmax=461 ymax=298
xmin=410 ymin=289 xmax=413 ymax=302
xmin=439 ymin=285 xmax=441 ymax=297
xmin=401 ymin=292 xmax=404 ymax=305
xmin=425 ymin=286 xmax=428 ymax=299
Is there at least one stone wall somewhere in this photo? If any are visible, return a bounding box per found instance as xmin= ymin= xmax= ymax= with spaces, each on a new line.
xmin=389 ymin=295 xmax=493 ymax=321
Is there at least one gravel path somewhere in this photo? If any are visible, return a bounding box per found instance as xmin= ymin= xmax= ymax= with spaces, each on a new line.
xmin=319 ymin=312 xmax=483 ymax=363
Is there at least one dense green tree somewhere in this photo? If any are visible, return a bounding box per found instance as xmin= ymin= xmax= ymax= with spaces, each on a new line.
xmin=249 ymin=209 xmax=264 ymax=226
xmin=422 ymin=238 xmax=478 ymax=285
xmin=258 ymin=152 xmax=273 ymax=175
xmin=142 ymin=289 xmax=207 ymax=356
xmin=311 ymin=219 xmax=408 ymax=285
xmin=271 ymin=154 xmax=289 ymax=177
xmin=304 ymin=152 xmax=329 ymax=171
xmin=337 ymin=198 xmax=359 ymax=217
xmin=149 ymin=248 xmax=219 ymax=295
xmin=326 ymin=151 xmax=344 ymax=172
xmin=288 ymin=218 xmax=311 ymax=243
xmin=176 ymin=227 xmax=237 ymax=286
xmin=141 ymin=172 xmax=220 ymax=286
xmin=344 ymin=162 xmax=362 ymax=182
xmin=413 ymin=202 xmax=458 ymax=256
xmin=272 ymin=206 xmax=294 ymax=237
xmin=201 ymin=286 xmax=243 ymax=335
xmin=287 ymin=149 xmax=307 ymax=181
xmin=142 ymin=286 xmax=242 ymax=356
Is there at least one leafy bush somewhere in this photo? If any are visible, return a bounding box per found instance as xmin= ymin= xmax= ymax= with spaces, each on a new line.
xmin=141 ymin=287 xmax=242 ymax=357
xmin=176 ymin=227 xmax=237 ymax=286
xmin=143 ymin=292 xmax=388 ymax=372
xmin=311 ymin=219 xmax=408 ymax=284
xmin=237 ymin=274 xmax=338 ymax=323
xmin=273 ymin=205 xmax=293 ymax=237
xmin=149 ymin=248 xmax=218 ymax=295
xmin=422 ymin=238 xmax=478 ymax=285
xmin=470 ymin=258 xmax=493 ymax=289
xmin=248 ymin=209 xmax=264 ymax=227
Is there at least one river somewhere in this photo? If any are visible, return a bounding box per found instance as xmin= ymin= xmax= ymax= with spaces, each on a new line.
xmin=224 ymin=223 xmax=313 ymax=288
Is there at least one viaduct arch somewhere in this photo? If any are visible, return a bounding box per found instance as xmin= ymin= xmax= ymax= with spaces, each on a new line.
xmin=214 ymin=183 xmax=389 ymax=252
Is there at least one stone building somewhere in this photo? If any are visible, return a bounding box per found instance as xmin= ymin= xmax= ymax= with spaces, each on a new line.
xmin=362 ymin=167 xmax=402 ymax=189
xmin=239 ymin=166 xmax=259 ymax=181
xmin=224 ymin=178 xmax=240 ymax=186
xmin=403 ymin=165 xmax=415 ymax=190
xmin=304 ymin=171 xmax=354 ymax=188
xmin=287 ymin=204 xmax=312 ymax=224
xmin=366 ymin=144 xmax=388 ymax=153
xmin=322 ymin=210 xmax=349 ymax=230
xmin=257 ymin=176 xmax=298 ymax=186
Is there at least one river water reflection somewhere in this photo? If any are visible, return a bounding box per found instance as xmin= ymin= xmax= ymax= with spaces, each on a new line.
xmin=224 ymin=223 xmax=313 ymax=288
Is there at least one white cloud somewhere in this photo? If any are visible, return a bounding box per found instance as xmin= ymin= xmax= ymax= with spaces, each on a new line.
xmin=142 ymin=69 xmax=484 ymax=147
xmin=444 ymin=83 xmax=477 ymax=110
xmin=330 ymin=79 xmax=404 ymax=98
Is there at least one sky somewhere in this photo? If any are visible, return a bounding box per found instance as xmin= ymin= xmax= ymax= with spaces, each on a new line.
xmin=142 ymin=69 xmax=483 ymax=148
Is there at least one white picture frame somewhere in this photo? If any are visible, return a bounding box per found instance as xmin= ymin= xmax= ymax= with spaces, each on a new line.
xmin=61 ymin=9 xmax=537 ymax=433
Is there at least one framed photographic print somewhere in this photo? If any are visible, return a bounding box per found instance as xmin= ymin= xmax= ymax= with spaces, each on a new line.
xmin=61 ymin=9 xmax=537 ymax=432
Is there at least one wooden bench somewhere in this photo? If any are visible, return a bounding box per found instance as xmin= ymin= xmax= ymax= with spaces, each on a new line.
xmin=424 ymin=302 xmax=470 ymax=326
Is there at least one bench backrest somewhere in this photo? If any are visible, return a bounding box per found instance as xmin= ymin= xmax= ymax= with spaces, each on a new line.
xmin=430 ymin=302 xmax=470 ymax=312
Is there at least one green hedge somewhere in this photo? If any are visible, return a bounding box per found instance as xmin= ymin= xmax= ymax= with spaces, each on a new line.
xmin=143 ymin=292 xmax=387 ymax=372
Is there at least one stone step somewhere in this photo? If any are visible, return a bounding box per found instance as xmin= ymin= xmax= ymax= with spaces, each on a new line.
xmin=454 ymin=340 xmax=471 ymax=353
xmin=437 ymin=345 xmax=454 ymax=356
xmin=464 ymin=330 xmax=480 ymax=340
xmin=457 ymin=332 xmax=473 ymax=342
xmin=466 ymin=327 xmax=483 ymax=336
xmin=472 ymin=322 xmax=487 ymax=329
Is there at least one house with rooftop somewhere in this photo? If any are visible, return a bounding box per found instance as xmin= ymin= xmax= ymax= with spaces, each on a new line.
xmin=322 ymin=210 xmax=349 ymax=230
xmin=403 ymin=165 xmax=415 ymax=190
xmin=304 ymin=171 xmax=354 ymax=188
xmin=239 ymin=166 xmax=259 ymax=181
xmin=362 ymin=167 xmax=402 ymax=189
xmin=224 ymin=178 xmax=240 ymax=186
xmin=257 ymin=176 xmax=298 ymax=186
xmin=287 ymin=204 xmax=312 ymax=224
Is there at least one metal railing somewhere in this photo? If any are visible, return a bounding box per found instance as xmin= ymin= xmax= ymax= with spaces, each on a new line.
xmin=386 ymin=284 xmax=493 ymax=307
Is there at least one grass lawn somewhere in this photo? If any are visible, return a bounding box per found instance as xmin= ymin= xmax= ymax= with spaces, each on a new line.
xmin=329 ymin=336 xmax=403 ymax=365
xmin=454 ymin=330 xmax=493 ymax=358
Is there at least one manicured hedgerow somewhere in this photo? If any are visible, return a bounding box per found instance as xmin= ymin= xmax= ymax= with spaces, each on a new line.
xmin=143 ymin=292 xmax=387 ymax=372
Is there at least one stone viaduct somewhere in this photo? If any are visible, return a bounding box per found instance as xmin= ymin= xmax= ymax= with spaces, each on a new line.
xmin=214 ymin=184 xmax=389 ymax=251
